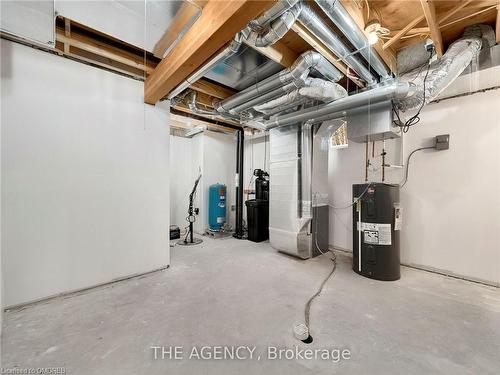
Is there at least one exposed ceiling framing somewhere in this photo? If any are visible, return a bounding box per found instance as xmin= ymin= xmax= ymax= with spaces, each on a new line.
xmin=3 ymin=0 xmax=498 ymax=127
xmin=144 ymin=0 xmax=276 ymax=104
xmin=372 ymin=0 xmax=499 ymax=51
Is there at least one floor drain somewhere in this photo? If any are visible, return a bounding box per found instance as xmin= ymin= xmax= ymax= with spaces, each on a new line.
xmin=301 ymin=335 xmax=313 ymax=344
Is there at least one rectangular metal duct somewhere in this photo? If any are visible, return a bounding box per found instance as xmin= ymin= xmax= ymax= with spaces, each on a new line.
xmin=345 ymin=101 xmax=400 ymax=142
xmin=204 ymin=45 xmax=283 ymax=91
xmin=269 ymin=122 xmax=329 ymax=259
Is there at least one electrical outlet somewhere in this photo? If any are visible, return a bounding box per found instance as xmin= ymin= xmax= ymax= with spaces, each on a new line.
xmin=435 ymin=134 xmax=450 ymax=150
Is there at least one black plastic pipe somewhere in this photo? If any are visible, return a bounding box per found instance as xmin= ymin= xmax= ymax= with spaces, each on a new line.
xmin=234 ymin=129 xmax=245 ymax=239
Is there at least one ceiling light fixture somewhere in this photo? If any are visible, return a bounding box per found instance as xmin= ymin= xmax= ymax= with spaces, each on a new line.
xmin=363 ymin=2 xmax=389 ymax=46
xmin=367 ymin=30 xmax=379 ymax=45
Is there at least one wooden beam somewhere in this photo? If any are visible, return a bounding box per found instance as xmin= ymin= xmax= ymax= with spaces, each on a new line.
xmin=339 ymin=0 xmax=397 ymax=74
xmin=420 ymin=0 xmax=444 ymax=56
xmin=291 ymin=23 xmax=364 ymax=88
xmin=440 ymin=4 xmax=498 ymax=29
xmin=190 ymin=79 xmax=236 ymax=99
xmin=245 ymin=40 xmax=298 ymax=67
xmin=172 ymin=105 xmax=240 ymax=127
xmin=465 ymin=0 xmax=499 ymax=9
xmin=389 ymin=27 xmax=430 ymax=36
xmin=497 ymin=1 xmax=500 ymax=43
xmin=152 ymin=2 xmax=202 ymax=58
xmin=170 ymin=112 xmax=237 ymax=134
xmin=144 ymin=0 xmax=275 ymax=105
xmin=383 ymin=15 xmax=425 ymax=50
xmin=64 ymin=18 xmax=71 ymax=54
xmin=54 ymin=41 xmax=146 ymax=80
xmin=56 ymin=27 xmax=155 ymax=73
xmin=438 ymin=0 xmax=473 ymax=24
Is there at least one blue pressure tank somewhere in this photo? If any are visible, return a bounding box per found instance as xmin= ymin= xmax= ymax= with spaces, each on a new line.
xmin=208 ymin=183 xmax=226 ymax=231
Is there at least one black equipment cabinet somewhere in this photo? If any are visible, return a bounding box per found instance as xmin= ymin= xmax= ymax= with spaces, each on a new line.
xmin=246 ymin=199 xmax=269 ymax=242
xmin=352 ymin=183 xmax=401 ymax=281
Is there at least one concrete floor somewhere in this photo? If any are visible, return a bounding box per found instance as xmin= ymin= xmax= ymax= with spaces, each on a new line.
xmin=2 ymin=237 xmax=500 ymax=375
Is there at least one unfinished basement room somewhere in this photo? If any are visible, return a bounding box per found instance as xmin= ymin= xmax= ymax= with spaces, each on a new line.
xmin=1 ymin=0 xmax=500 ymax=374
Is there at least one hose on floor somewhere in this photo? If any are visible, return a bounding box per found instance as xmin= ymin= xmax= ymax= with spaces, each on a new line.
xmin=305 ymin=192 xmax=337 ymax=329
xmin=304 ymin=253 xmax=336 ymax=328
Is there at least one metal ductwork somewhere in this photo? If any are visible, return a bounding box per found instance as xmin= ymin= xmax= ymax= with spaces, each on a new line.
xmin=167 ymin=33 xmax=243 ymax=100
xmin=316 ymin=0 xmax=391 ymax=80
xmin=252 ymin=5 xmax=301 ymax=47
xmin=246 ymin=1 xmax=381 ymax=85
xmin=397 ymin=34 xmax=482 ymax=111
xmin=260 ymin=81 xmax=415 ymax=129
xmin=214 ymin=51 xmax=343 ymax=113
xmin=184 ymin=91 xmax=240 ymax=122
xmin=254 ymin=78 xmax=347 ymax=113
xmin=248 ymin=0 xmax=300 ymax=31
xmin=296 ymin=2 xmax=377 ymax=85
xmin=229 ymin=77 xmax=308 ymax=115
xmin=268 ymin=121 xmax=329 ymax=259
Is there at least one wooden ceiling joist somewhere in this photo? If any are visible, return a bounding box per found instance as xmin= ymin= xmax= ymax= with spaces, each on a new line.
xmin=291 ymin=23 xmax=364 ymax=88
xmin=338 ymin=0 xmax=397 ymax=74
xmin=170 ymin=112 xmax=237 ymax=134
xmin=245 ymin=40 xmax=299 ymax=68
xmin=144 ymin=0 xmax=276 ymax=105
xmin=383 ymin=15 xmax=425 ymax=50
xmin=497 ymin=2 xmax=500 ymax=43
xmin=438 ymin=0 xmax=474 ymax=25
xmin=440 ymin=4 xmax=499 ymax=30
xmin=420 ymin=0 xmax=444 ymax=56
xmin=56 ymin=27 xmax=156 ymax=73
xmin=189 ymin=79 xmax=236 ymax=100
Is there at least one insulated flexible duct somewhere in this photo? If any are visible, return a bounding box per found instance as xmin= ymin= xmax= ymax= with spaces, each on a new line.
xmin=254 ymin=78 xmax=347 ymax=113
xmin=260 ymin=82 xmax=414 ymax=129
xmin=397 ymin=35 xmax=482 ymax=111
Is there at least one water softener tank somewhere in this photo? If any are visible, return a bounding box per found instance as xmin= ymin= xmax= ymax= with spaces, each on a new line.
xmin=352 ymin=183 xmax=401 ymax=281
xmin=209 ymin=183 xmax=226 ymax=231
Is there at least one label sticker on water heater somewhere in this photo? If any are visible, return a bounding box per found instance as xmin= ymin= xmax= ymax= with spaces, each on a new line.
xmin=360 ymin=223 xmax=392 ymax=245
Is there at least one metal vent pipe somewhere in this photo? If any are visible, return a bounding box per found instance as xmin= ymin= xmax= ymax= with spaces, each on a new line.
xmin=296 ymin=2 xmax=377 ymax=85
xmin=167 ymin=33 xmax=243 ymax=100
xmin=316 ymin=0 xmax=391 ymax=80
xmin=249 ymin=0 xmax=300 ymax=31
xmin=215 ymin=51 xmax=343 ymax=113
xmin=262 ymin=82 xmax=415 ymax=129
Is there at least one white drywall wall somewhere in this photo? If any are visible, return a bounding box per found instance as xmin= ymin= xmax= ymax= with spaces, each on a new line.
xmin=244 ymin=133 xmax=270 ymax=193
xmin=1 ymin=40 xmax=170 ymax=307
xmin=55 ymin=0 xmax=191 ymax=53
xmin=202 ymin=131 xmax=236 ymax=230
xmin=169 ymin=131 xmax=236 ymax=234
xmin=329 ymin=86 xmax=500 ymax=285
xmin=190 ymin=133 xmax=205 ymax=233
xmin=169 ymin=135 xmax=194 ymax=228
xmin=243 ymin=133 xmax=270 ymax=221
